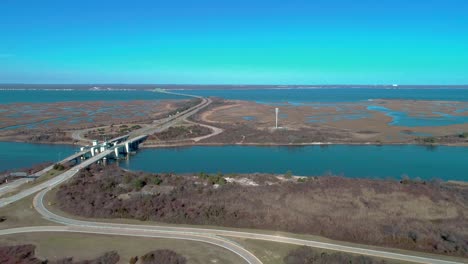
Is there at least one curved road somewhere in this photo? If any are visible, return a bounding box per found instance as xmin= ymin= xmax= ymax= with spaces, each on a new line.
xmin=33 ymin=189 xmax=464 ymax=264
xmin=0 ymin=89 xmax=465 ymax=264
xmin=0 ymin=90 xmax=211 ymax=206
xmin=0 ymin=226 xmax=260 ymax=264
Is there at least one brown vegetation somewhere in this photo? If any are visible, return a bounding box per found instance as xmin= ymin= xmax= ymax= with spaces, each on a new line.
xmin=140 ymin=249 xmax=186 ymax=264
xmin=148 ymin=125 xmax=212 ymax=141
xmin=0 ymin=99 xmax=199 ymax=145
xmin=84 ymin=124 xmax=142 ymax=142
xmin=284 ymin=246 xmax=392 ymax=264
xmin=0 ymin=128 xmax=72 ymax=144
xmin=167 ymin=99 xmax=202 ymax=117
xmin=0 ymin=244 xmax=41 ymax=264
xmin=416 ymin=133 xmax=468 ymax=145
xmin=56 ymin=165 xmax=468 ymax=258
xmin=190 ymin=98 xmax=468 ymax=145
xmin=200 ymin=122 xmax=349 ymax=144
xmin=0 ymin=244 xmax=119 ymax=264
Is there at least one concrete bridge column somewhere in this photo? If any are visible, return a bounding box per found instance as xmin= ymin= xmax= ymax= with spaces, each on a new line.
xmin=114 ymin=148 xmax=119 ymax=159
xmin=125 ymin=142 xmax=130 ymax=153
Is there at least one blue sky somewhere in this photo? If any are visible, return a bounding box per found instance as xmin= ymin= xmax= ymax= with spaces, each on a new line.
xmin=1 ymin=0 xmax=468 ymax=84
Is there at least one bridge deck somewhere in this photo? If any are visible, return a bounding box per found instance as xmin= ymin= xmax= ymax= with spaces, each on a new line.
xmin=109 ymin=135 xmax=130 ymax=144
xmin=126 ymin=134 xmax=147 ymax=143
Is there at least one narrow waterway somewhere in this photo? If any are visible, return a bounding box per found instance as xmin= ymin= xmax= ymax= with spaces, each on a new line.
xmin=0 ymin=142 xmax=77 ymax=171
xmin=119 ymin=145 xmax=468 ymax=181
xmin=2 ymin=142 xmax=467 ymax=181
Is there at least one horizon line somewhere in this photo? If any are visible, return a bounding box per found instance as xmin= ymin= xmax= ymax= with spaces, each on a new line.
xmin=1 ymin=83 xmax=468 ymax=87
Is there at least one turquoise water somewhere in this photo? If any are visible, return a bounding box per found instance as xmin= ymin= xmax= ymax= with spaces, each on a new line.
xmin=2 ymin=88 xmax=468 ymax=180
xmin=119 ymin=145 xmax=468 ymax=181
xmin=186 ymin=88 xmax=468 ymax=103
xmin=1 ymin=88 xmax=468 ymax=104
xmin=368 ymin=105 xmax=468 ymax=127
xmin=2 ymin=142 xmax=467 ymax=181
xmin=0 ymin=90 xmax=184 ymax=104
xmin=0 ymin=142 xmax=77 ymax=172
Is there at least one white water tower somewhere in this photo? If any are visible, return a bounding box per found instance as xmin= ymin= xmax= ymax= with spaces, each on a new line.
xmin=275 ymin=107 xmax=279 ymax=128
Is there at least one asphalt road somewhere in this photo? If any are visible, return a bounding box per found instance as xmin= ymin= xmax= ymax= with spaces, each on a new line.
xmin=33 ymin=189 xmax=465 ymax=264
xmin=1 ymin=90 xmax=465 ymax=264
xmin=0 ymin=226 xmax=261 ymax=264
xmin=0 ymin=150 xmax=91 ymax=198
xmin=131 ymin=95 xmax=211 ymax=136
xmin=0 ymin=149 xmax=112 ymax=207
xmin=0 ymin=89 xmax=209 ymax=206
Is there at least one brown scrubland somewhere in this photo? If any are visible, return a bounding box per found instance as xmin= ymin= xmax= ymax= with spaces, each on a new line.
xmin=1 ymin=97 xmax=467 ymax=146
xmin=0 ymin=244 xmax=186 ymax=264
xmin=0 ymin=128 xmax=72 ymax=144
xmin=190 ymin=98 xmax=468 ymax=145
xmin=148 ymin=125 xmax=212 ymax=142
xmin=56 ymin=164 xmax=468 ymax=258
xmin=0 ymin=99 xmax=200 ymax=144
xmin=139 ymin=249 xmax=187 ymax=264
xmin=84 ymin=124 xmax=142 ymax=142
xmin=0 ymin=244 xmax=119 ymax=264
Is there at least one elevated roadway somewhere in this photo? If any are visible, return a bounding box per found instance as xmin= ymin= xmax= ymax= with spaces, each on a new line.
xmin=0 ymin=149 xmax=91 ymax=197
xmin=0 ymin=148 xmax=113 ymax=207
xmin=3 ymin=90 xmax=463 ymax=264
xmin=0 ymin=89 xmax=209 ymax=203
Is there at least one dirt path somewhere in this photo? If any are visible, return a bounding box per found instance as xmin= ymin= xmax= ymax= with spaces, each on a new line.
xmin=185 ymin=120 xmax=224 ymax=142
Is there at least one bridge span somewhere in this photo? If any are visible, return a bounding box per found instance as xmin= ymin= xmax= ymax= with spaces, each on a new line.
xmin=0 ymin=88 xmax=207 ymax=205
xmin=0 ymin=135 xmax=148 ymax=207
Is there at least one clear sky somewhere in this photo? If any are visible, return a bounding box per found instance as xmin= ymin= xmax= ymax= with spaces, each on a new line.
xmin=1 ymin=0 xmax=468 ymax=84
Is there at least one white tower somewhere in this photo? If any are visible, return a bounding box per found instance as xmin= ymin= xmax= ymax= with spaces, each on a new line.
xmin=275 ymin=108 xmax=279 ymax=129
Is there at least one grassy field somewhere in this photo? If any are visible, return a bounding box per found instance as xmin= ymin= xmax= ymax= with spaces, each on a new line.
xmin=43 ymin=187 xmax=468 ymax=264
xmin=227 ymin=237 xmax=298 ymax=264
xmin=227 ymin=238 xmax=413 ymax=264
xmin=0 ymin=182 xmax=466 ymax=264
xmin=0 ymin=193 xmax=54 ymax=230
xmin=0 ymin=232 xmax=243 ymax=263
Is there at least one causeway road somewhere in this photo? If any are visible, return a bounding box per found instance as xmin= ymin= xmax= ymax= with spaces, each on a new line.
xmin=1 ymin=90 xmax=465 ymax=264
xmin=0 ymin=149 xmax=91 ymax=198
xmin=0 ymin=149 xmax=113 ymax=208
xmin=0 ymin=89 xmax=211 ymax=207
